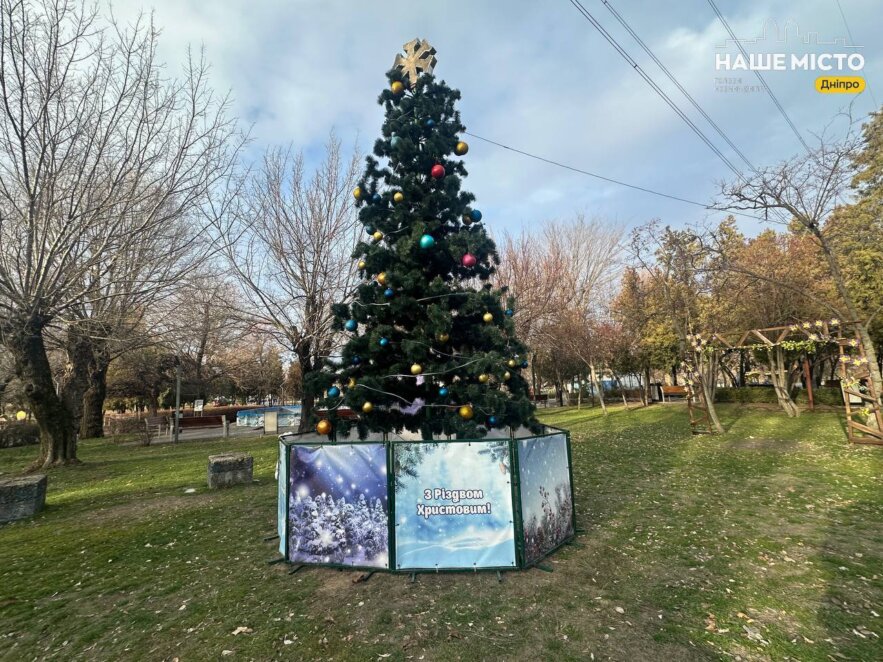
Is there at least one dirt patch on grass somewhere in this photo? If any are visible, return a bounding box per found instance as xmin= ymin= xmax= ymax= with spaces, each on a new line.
xmin=726 ymin=437 xmax=798 ymax=451
xmin=79 ymin=492 xmax=217 ymax=525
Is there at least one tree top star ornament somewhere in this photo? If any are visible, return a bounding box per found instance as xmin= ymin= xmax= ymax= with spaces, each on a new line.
xmin=393 ymin=38 xmax=437 ymax=86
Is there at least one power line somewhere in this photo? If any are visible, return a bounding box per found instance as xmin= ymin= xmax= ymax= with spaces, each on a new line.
xmin=833 ymin=0 xmax=878 ymax=108
xmin=462 ymin=131 xmax=767 ymax=222
xmin=596 ymin=0 xmax=790 ymax=228
xmin=566 ymin=0 xmax=744 ymax=178
xmin=706 ymin=0 xmax=811 ymax=153
xmin=600 ymin=0 xmax=757 ymax=173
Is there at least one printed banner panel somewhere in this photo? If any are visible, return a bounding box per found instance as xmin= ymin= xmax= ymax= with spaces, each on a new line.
xmin=518 ymin=433 xmax=574 ymax=565
xmin=287 ymin=444 xmax=389 ymax=568
xmin=277 ymin=441 xmax=288 ymax=556
xmin=394 ymin=441 xmax=516 ymax=570
xmin=238 ymin=406 xmax=301 ymax=428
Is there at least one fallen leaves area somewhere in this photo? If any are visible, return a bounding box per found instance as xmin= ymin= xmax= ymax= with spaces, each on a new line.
xmin=0 ymin=403 xmax=880 ymax=661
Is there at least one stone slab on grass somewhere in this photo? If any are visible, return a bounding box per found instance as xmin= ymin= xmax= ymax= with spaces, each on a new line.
xmin=207 ymin=452 xmax=253 ymax=489
xmin=0 ymin=475 xmax=47 ymax=524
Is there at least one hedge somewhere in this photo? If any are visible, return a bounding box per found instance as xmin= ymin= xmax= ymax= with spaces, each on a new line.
xmin=0 ymin=422 xmax=40 ymax=448
xmin=714 ymin=386 xmax=843 ymax=406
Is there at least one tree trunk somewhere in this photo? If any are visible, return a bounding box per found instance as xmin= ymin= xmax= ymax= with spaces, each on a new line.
xmin=813 ymin=227 xmax=883 ymax=404
xmin=589 ymin=362 xmax=607 ymax=415
xmin=696 ymin=348 xmax=724 ymax=433
xmin=297 ymin=349 xmax=316 ymax=433
xmin=8 ymin=320 xmax=78 ymax=468
xmin=80 ymin=357 xmax=109 ymax=438
xmin=643 ymin=366 xmax=651 ymax=406
xmin=767 ymin=346 xmax=800 ymax=417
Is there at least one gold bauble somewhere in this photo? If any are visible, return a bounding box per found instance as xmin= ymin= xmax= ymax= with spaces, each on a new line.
xmin=362 ymin=401 xmax=374 ymax=413
xmin=507 ymin=359 xmax=517 ymax=368
xmin=436 ymin=332 xmax=449 ymax=343
xmin=377 ymin=271 xmax=387 ymax=285
xmin=393 ymin=191 xmax=404 ymax=204
xmin=458 ymin=405 xmax=474 ymax=420
xmin=455 ymin=141 xmax=469 ymax=155
xmin=482 ymin=312 xmax=493 ymax=323
xmin=410 ymin=363 xmax=423 ymax=375
xmin=478 ymin=373 xmax=489 ymax=384
xmin=372 ymin=231 xmax=383 ymax=241
xmin=316 ymin=419 xmax=332 ymax=435
xmin=353 ymin=186 xmax=363 ymax=200
xmin=357 ymin=260 xmax=366 ymax=270
xmin=462 ymin=213 xmax=472 ymax=225
xmin=503 ymin=371 xmax=511 ymax=381
xmin=347 ymin=377 xmax=357 ymax=388
xmin=391 ymin=80 xmax=405 ymax=95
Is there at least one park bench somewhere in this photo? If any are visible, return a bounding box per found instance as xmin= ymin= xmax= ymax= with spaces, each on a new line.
xmin=661 ymin=385 xmax=688 ymax=400
xmin=143 ymin=415 xmax=170 ymax=444
xmin=178 ymin=415 xmax=225 ymax=429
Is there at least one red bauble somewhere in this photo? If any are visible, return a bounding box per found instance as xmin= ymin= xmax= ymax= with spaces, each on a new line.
xmin=430 ymin=164 xmax=446 ymax=179
xmin=461 ymin=253 xmax=477 ymax=268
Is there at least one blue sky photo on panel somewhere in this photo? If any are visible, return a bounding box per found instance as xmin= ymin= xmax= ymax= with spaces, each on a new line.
xmin=394 ymin=441 xmax=516 ymax=569
xmin=518 ymin=434 xmax=574 ymax=565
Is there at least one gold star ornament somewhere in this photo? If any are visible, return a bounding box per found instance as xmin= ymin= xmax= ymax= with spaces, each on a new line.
xmin=393 ymin=38 xmax=437 ymax=86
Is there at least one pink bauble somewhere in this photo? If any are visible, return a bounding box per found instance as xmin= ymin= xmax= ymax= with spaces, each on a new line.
xmin=461 ymin=253 xmax=477 ymax=268
xmin=430 ymin=164 xmax=446 ymax=179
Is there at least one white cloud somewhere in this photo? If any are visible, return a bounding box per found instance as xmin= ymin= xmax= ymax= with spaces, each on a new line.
xmin=112 ymin=0 xmax=881 ymax=234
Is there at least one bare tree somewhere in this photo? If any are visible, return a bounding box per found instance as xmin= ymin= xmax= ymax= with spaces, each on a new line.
xmin=0 ymin=1 xmax=242 ymax=466
xmin=219 ymin=135 xmax=361 ymax=431
xmin=719 ymin=129 xmax=883 ymax=403
xmin=630 ymin=221 xmax=725 ymax=432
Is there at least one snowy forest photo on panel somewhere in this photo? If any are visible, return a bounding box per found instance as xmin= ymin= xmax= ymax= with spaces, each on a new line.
xmin=287 ymin=444 xmax=389 ymax=568
xmin=518 ymin=434 xmax=574 ymax=565
xmin=394 ymin=441 xmax=516 ymax=570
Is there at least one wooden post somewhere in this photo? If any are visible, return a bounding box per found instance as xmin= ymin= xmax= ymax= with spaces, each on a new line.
xmin=803 ymin=357 xmax=814 ymax=411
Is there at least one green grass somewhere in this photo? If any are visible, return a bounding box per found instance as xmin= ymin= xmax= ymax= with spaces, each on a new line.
xmin=1 ymin=404 xmax=881 ymax=661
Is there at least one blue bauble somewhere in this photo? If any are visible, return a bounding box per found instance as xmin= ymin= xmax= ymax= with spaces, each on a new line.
xmin=488 ymin=415 xmax=498 ymax=426
xmin=425 ymin=118 xmax=435 ymax=128
xmin=345 ymin=319 xmax=357 ymax=332
xmin=470 ymin=209 xmax=483 ymax=222
xmin=521 ymin=360 xmax=529 ymax=368
xmin=365 ymin=225 xmax=375 ymax=235
xmin=379 ymin=337 xmax=389 ymax=347
xmin=438 ymin=387 xmax=449 ymax=397
xmin=419 ymin=234 xmax=436 ymax=249
xmin=390 ymin=135 xmax=402 ymax=149
xmin=327 ymin=386 xmax=340 ymax=398
xmin=505 ymin=308 xmax=514 ymax=317
xmin=371 ymin=192 xmax=381 ymax=204
xmin=351 ymin=355 xmax=361 ymax=366
xmin=384 ymin=287 xmax=394 ymax=298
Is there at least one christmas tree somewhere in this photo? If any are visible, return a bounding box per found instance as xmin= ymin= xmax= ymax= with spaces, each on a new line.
xmin=314 ymin=39 xmax=539 ymax=439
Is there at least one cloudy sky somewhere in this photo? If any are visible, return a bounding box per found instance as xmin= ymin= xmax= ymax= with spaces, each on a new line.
xmin=118 ymin=0 xmax=881 ymax=236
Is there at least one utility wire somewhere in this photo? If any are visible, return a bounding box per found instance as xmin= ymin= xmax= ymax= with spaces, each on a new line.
xmin=596 ymin=0 xmax=790 ymax=227
xmin=706 ymin=0 xmax=811 ymax=153
xmin=833 ymin=0 xmax=878 ymax=108
xmin=600 ymin=0 xmax=756 ymax=173
xmin=462 ymin=131 xmax=767 ymax=222
xmin=566 ymin=0 xmax=744 ymax=178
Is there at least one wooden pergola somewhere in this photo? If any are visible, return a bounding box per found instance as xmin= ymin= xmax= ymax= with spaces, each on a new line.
xmin=685 ymin=320 xmax=882 ymax=446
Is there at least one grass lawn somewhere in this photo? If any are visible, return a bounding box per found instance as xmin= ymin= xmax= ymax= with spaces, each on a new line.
xmin=1 ymin=404 xmax=881 ymax=661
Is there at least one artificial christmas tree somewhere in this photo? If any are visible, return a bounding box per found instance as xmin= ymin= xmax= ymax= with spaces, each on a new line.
xmin=313 ymin=40 xmax=540 ymax=440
